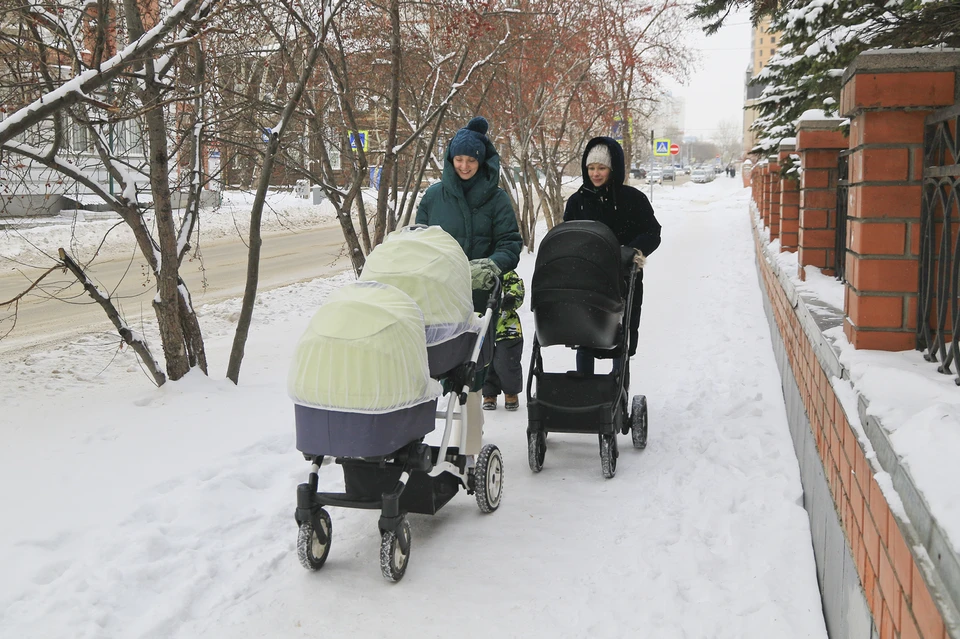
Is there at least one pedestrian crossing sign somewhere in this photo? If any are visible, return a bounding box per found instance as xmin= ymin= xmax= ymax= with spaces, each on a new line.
xmin=654 ymin=138 xmax=670 ymax=157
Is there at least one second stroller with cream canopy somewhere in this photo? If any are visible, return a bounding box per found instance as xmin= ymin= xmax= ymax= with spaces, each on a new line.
xmin=288 ymin=226 xmax=503 ymax=582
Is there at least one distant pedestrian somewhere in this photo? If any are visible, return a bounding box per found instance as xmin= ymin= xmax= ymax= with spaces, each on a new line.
xmin=482 ymin=270 xmax=524 ymax=411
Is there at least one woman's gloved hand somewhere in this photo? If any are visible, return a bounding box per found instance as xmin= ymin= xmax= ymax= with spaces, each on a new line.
xmin=469 ymin=258 xmax=502 ymax=290
xmin=633 ymin=249 xmax=646 ymax=269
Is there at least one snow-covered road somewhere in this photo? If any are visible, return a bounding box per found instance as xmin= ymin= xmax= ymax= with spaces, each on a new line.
xmin=0 ymin=178 xmax=827 ymax=638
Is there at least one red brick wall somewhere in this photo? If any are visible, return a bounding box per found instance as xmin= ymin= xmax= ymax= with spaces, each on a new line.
xmin=754 ymin=225 xmax=950 ymax=639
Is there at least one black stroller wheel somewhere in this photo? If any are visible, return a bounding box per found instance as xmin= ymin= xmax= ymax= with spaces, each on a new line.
xmin=527 ymin=431 xmax=546 ymax=473
xmin=297 ymin=509 xmax=332 ymax=571
xmin=474 ymin=444 xmax=504 ymax=513
xmin=600 ymin=433 xmax=618 ymax=479
xmin=380 ymin=517 xmax=411 ymax=582
xmin=631 ymin=395 xmax=648 ymax=449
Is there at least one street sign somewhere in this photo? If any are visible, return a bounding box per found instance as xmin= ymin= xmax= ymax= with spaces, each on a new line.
xmin=612 ymin=116 xmax=633 ymax=142
xmin=654 ymin=138 xmax=670 ymax=157
xmin=350 ymin=130 xmax=369 ymax=152
xmin=670 ymin=143 xmax=680 ymax=156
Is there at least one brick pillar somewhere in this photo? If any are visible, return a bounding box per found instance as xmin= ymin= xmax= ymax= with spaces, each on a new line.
xmin=839 ymin=49 xmax=960 ymax=350
xmin=778 ymin=140 xmax=799 ymax=252
xmin=796 ymin=113 xmax=847 ymax=281
xmin=741 ymin=160 xmax=753 ymax=187
xmin=760 ymin=162 xmax=773 ymax=228
xmin=753 ymin=163 xmax=765 ymax=217
xmin=767 ymin=154 xmax=782 ymax=241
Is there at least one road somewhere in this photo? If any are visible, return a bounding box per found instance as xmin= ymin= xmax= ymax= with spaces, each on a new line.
xmin=0 ymin=222 xmax=349 ymax=354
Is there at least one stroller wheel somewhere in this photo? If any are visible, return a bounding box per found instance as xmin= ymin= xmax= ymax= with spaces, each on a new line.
xmin=600 ymin=433 xmax=618 ymax=479
xmin=380 ymin=517 xmax=411 ymax=582
xmin=631 ymin=395 xmax=649 ymax=449
xmin=527 ymin=431 xmax=546 ymax=473
xmin=297 ymin=509 xmax=332 ymax=571
xmin=474 ymin=444 xmax=504 ymax=513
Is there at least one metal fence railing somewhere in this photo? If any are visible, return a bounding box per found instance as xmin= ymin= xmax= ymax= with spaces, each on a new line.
xmin=917 ymin=103 xmax=960 ymax=382
xmin=836 ymin=150 xmax=851 ymax=282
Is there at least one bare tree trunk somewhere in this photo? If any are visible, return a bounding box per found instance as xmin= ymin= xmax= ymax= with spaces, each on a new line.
xmin=373 ymin=0 xmax=402 ymax=246
xmin=226 ymin=37 xmax=325 ymax=384
xmin=143 ymin=68 xmax=192 ymax=381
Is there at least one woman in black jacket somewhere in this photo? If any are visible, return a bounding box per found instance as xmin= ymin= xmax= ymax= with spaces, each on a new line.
xmin=563 ymin=136 xmax=662 ymax=374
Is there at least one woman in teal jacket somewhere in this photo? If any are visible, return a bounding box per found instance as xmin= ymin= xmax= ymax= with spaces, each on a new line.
xmin=416 ymin=116 xmax=522 ymax=293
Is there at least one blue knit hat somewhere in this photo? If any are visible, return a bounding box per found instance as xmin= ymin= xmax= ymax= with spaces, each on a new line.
xmin=449 ymin=116 xmax=489 ymax=163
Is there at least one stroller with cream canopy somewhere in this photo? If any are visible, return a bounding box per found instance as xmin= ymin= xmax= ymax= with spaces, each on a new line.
xmin=289 ymin=226 xmax=503 ymax=582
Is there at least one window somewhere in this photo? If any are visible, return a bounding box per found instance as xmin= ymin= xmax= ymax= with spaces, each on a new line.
xmin=70 ymin=124 xmax=92 ymax=153
xmin=759 ymin=38 xmax=763 ymax=44
xmin=771 ymin=48 xmax=775 ymax=55
xmin=771 ymin=35 xmax=776 ymax=43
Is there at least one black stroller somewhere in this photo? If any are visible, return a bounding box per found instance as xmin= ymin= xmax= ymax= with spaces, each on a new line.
xmin=525 ymin=220 xmax=649 ymax=478
xmin=290 ymin=227 xmax=503 ymax=582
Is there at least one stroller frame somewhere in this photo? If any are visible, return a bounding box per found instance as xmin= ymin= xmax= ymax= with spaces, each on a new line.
xmin=525 ymin=235 xmax=649 ymax=478
xmin=294 ymin=284 xmax=504 ymax=582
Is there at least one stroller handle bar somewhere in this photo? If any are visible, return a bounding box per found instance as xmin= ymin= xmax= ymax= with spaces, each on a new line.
xmin=434 ymin=277 xmax=502 ymax=470
xmin=458 ymin=277 xmax=502 ymax=402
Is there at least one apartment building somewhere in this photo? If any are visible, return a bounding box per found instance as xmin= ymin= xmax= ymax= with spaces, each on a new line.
xmin=743 ymin=16 xmax=781 ymax=156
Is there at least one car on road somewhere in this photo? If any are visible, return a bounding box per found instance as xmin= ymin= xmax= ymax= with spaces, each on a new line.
xmin=661 ymin=166 xmax=676 ymax=181
xmin=647 ymin=169 xmax=663 ymax=184
xmin=630 ymin=167 xmax=647 ymax=179
xmin=691 ymin=167 xmax=716 ymax=183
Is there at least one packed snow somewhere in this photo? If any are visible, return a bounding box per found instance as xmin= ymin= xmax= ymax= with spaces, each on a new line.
xmin=3 ymin=176 xmax=840 ymax=638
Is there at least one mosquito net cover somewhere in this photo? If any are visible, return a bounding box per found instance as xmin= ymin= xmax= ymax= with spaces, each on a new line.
xmin=288 ymin=281 xmax=442 ymax=413
xmin=358 ymin=225 xmax=480 ymax=345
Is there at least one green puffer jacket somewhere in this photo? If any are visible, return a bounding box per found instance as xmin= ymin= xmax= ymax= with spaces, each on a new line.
xmin=496 ymin=271 xmax=524 ymax=341
xmin=415 ymin=139 xmax=522 ymax=274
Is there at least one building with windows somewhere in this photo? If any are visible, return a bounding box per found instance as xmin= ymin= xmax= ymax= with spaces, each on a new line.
xmin=743 ymin=16 xmax=781 ymax=156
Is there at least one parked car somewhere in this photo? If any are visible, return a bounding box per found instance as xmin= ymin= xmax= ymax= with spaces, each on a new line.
xmin=661 ymin=166 xmax=676 ymax=181
xmin=691 ymin=167 xmax=717 ymax=183
xmin=647 ymin=169 xmax=663 ymax=184
xmin=630 ymin=167 xmax=647 ymax=179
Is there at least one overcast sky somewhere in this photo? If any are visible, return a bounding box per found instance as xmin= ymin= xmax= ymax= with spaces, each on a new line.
xmin=667 ymin=12 xmax=753 ymax=141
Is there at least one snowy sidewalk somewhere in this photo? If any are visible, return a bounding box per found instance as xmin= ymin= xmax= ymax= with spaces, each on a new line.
xmin=0 ymin=179 xmax=828 ymax=638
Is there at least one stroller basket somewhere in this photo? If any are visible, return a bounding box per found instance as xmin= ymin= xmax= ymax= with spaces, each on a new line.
xmin=526 ymin=372 xmax=621 ymax=434
xmin=531 ymin=221 xmax=625 ymax=349
xmin=340 ymin=458 xmax=461 ymax=515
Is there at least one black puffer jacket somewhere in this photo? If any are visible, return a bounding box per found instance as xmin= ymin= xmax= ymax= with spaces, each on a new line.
xmin=563 ymin=136 xmax=662 ymax=258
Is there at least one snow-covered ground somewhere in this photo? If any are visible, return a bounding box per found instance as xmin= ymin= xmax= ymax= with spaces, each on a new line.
xmin=2 ymin=177 xmax=832 ymax=638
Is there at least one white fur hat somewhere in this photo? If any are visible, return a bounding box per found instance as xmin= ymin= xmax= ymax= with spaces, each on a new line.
xmin=585 ymin=144 xmax=612 ymax=168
